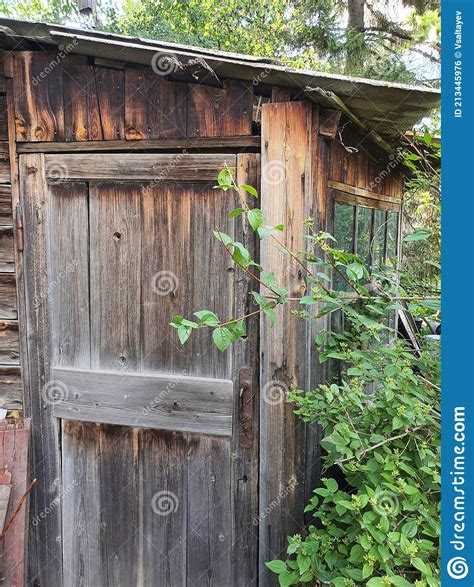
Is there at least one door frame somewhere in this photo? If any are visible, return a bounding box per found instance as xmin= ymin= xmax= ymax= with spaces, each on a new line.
xmin=19 ymin=151 xmax=261 ymax=586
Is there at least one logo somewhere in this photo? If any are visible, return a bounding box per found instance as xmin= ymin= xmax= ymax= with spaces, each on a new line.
xmin=447 ymin=557 xmax=469 ymax=580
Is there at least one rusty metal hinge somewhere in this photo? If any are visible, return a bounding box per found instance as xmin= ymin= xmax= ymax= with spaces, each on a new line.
xmin=15 ymin=204 xmax=24 ymax=252
xmin=238 ymin=368 xmax=254 ymax=449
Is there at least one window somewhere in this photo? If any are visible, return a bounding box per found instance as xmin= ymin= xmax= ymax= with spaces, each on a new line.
xmin=333 ymin=200 xmax=400 ymax=268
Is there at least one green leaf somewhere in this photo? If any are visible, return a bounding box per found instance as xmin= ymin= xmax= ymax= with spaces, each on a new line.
xmin=296 ymin=553 xmax=310 ymax=574
xmin=346 ymin=261 xmax=364 ymax=281
xmin=170 ymin=315 xmax=184 ymax=328
xmin=412 ymin=557 xmax=431 ymax=575
xmin=227 ymin=319 xmax=246 ymax=340
xmin=391 ymin=577 xmax=413 ymax=586
xmin=325 ymin=478 xmax=338 ymax=492
xmin=217 ymin=168 xmax=234 ymax=188
xmin=263 ymin=306 xmax=277 ymax=325
xmin=177 ymin=325 xmax=192 ymax=345
xmin=367 ymin=579 xmax=386 ymax=587
xmin=392 ymin=416 xmax=404 ymax=431
xmin=240 ymin=184 xmax=258 ymax=197
xmin=193 ymin=310 xmax=219 ymax=326
xmin=261 ymin=272 xmax=277 ymax=287
xmin=265 ymin=560 xmax=287 ymax=574
xmin=404 ymin=228 xmax=432 ymax=242
xmin=248 ymin=208 xmax=264 ymax=231
xmin=278 ymin=572 xmax=298 ymax=586
xmin=212 ymin=327 xmax=232 ymax=352
xmin=228 ymin=207 xmax=244 ymax=218
xmin=213 ymin=230 xmax=233 ymax=246
xmin=299 ymin=295 xmax=317 ymax=305
xmin=401 ymin=520 xmax=418 ymax=538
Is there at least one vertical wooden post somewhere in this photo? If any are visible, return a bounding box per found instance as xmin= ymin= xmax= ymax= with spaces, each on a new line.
xmin=18 ymin=154 xmax=63 ymax=586
xmin=259 ymin=101 xmax=314 ymax=583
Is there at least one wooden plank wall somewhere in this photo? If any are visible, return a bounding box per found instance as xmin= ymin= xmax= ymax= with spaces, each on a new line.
xmin=11 ymin=52 xmax=254 ymax=143
xmin=0 ymin=58 xmax=21 ymax=411
xmin=327 ymin=122 xmax=404 ymax=200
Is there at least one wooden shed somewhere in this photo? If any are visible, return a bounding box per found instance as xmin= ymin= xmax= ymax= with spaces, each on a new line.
xmin=0 ymin=18 xmax=439 ymax=586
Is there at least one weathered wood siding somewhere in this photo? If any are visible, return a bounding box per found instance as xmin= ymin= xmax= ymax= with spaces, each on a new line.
xmin=11 ymin=51 xmax=254 ymax=143
xmin=0 ymin=57 xmax=22 ymax=411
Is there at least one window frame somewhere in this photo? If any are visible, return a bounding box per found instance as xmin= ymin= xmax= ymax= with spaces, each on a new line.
xmin=329 ymin=184 xmax=402 ymax=267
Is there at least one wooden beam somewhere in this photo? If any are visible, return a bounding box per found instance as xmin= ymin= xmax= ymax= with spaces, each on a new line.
xmin=271 ymin=86 xmax=292 ymax=103
xmin=319 ymin=108 xmax=342 ymax=139
xmin=16 ymin=136 xmax=261 ymax=154
xmin=52 ymin=367 xmax=234 ymax=436
xmin=328 ymin=180 xmax=402 ymax=205
xmin=43 ymin=153 xmax=237 ymax=182
xmin=260 ymin=101 xmax=312 ymax=582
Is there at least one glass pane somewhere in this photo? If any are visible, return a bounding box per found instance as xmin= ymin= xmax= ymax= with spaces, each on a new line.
xmin=333 ymin=202 xmax=354 ymax=252
xmin=356 ymin=206 xmax=372 ymax=261
xmin=333 ymin=202 xmax=355 ymax=291
xmin=372 ymin=210 xmax=387 ymax=267
xmin=385 ymin=211 xmax=399 ymax=267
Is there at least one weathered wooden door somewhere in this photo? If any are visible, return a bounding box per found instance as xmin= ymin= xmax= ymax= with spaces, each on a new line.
xmin=19 ymin=152 xmax=260 ymax=586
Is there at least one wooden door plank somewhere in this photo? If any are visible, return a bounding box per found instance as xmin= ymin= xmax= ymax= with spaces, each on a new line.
xmin=88 ymin=181 xmax=140 ymax=585
xmin=19 ymin=153 xmax=63 ymax=586
xmin=231 ymin=153 xmax=260 ymax=586
xmin=48 ymin=182 xmax=91 ymax=367
xmin=138 ymin=429 xmax=187 ymax=587
xmin=186 ymin=435 xmax=232 ymax=586
xmin=125 ymin=68 xmax=187 ymax=139
xmin=62 ymin=421 xmax=101 ymax=587
xmin=51 ymin=367 xmax=234 ymax=435
xmin=89 ymin=182 xmax=142 ymax=371
xmin=47 ymin=179 xmax=96 ymax=586
xmin=98 ymin=424 xmax=138 ymax=586
xmin=44 ymin=153 xmax=237 ymax=182
xmin=259 ymin=102 xmax=313 ymax=582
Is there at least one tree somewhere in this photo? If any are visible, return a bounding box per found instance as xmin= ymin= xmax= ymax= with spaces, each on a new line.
xmin=288 ymin=0 xmax=440 ymax=83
